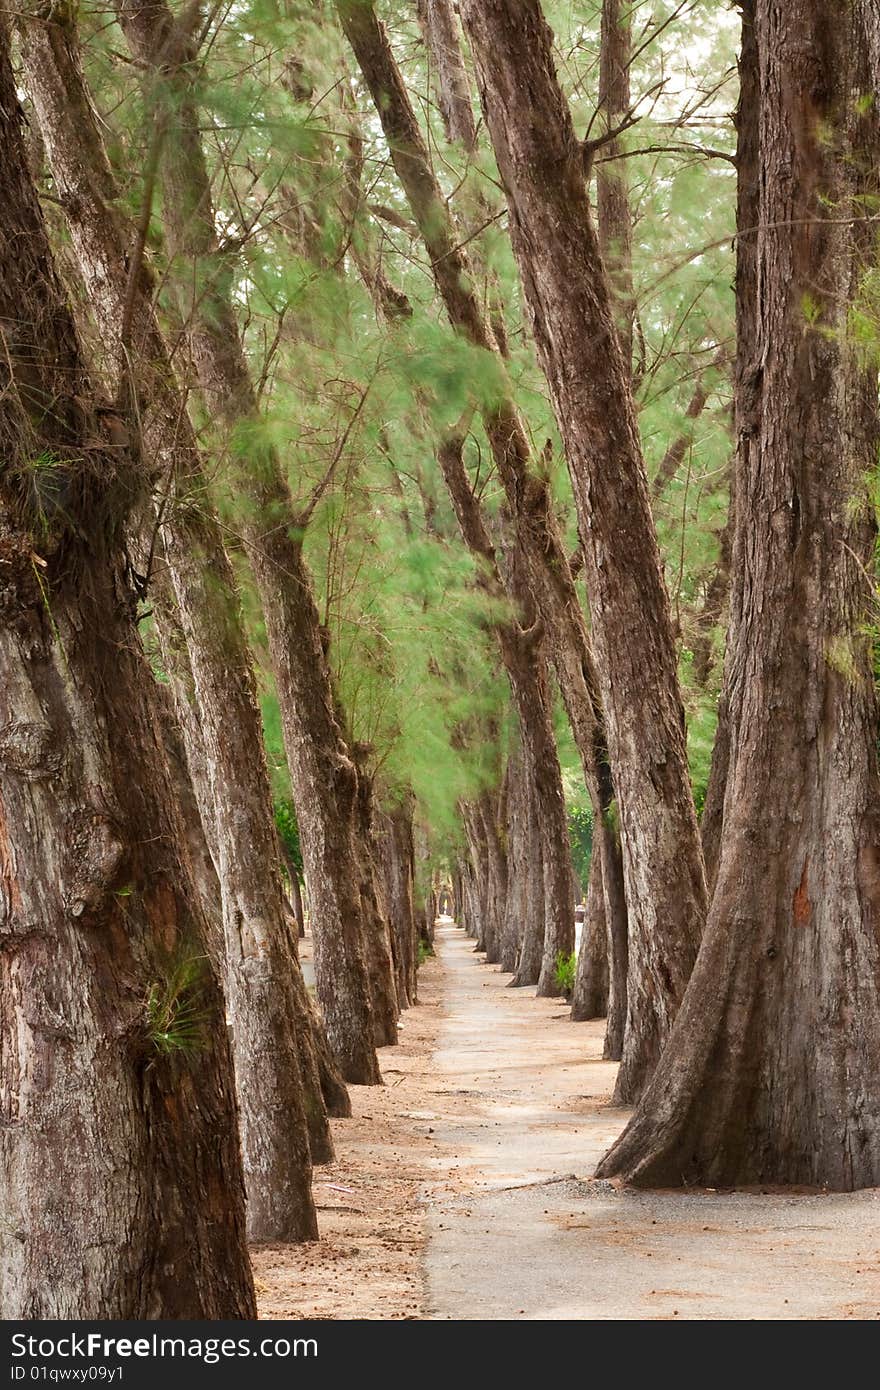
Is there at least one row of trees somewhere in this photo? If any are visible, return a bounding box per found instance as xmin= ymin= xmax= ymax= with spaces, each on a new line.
xmin=2 ymin=0 xmax=880 ymax=1317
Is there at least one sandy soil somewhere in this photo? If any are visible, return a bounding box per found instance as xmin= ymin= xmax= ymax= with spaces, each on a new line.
xmin=256 ymin=921 xmax=880 ymax=1321
xmin=252 ymin=947 xmax=442 ymax=1319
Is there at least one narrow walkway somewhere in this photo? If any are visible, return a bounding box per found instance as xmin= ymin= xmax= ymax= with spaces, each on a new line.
xmin=426 ymin=921 xmax=880 ymax=1320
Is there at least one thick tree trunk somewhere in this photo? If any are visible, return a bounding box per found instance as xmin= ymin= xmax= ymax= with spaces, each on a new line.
xmin=353 ymin=769 xmax=399 ymax=1044
xmin=598 ymin=0 xmax=880 ymax=1189
xmin=290 ymin=869 xmax=306 ymax=938
xmin=699 ymin=1 xmax=760 ymax=894
xmin=571 ymin=851 xmax=609 ymax=1021
xmin=381 ymin=802 xmax=419 ymax=1007
xmin=415 ymin=834 xmax=437 ymax=948
xmin=0 ymin=39 xmax=254 ymax=1314
xmin=501 ymin=741 xmax=529 ymax=972
xmin=462 ymin=801 xmax=491 ymax=952
xmin=158 ymin=658 xmax=342 ymax=1154
xmin=152 ymin=651 xmax=223 ymax=927
xmin=602 ymin=812 xmax=629 ymax=1061
xmin=513 ymin=781 xmax=546 ymax=988
xmin=462 ymin=858 xmax=481 ymax=940
xmin=595 ymin=0 xmax=634 ymax=364
xmin=476 ymin=788 xmax=507 ymax=966
xmin=457 ymin=0 xmax=706 ymax=1100
xmin=117 ymin=0 xmax=381 ymax=1085
xmin=17 ymin=5 xmax=326 ymax=1237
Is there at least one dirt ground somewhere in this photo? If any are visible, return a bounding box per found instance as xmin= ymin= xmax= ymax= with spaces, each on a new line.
xmin=255 ymin=921 xmax=880 ymax=1321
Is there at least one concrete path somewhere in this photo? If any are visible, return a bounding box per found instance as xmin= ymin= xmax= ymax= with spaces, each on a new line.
xmin=424 ymin=922 xmax=880 ymax=1320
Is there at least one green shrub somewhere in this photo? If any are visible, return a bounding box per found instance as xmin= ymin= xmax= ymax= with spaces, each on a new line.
xmin=554 ymin=949 xmax=577 ymax=997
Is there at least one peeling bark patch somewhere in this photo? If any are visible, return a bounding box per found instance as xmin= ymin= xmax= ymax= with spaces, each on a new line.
xmin=793 ymin=858 xmax=811 ymax=926
xmin=0 ymin=790 xmax=22 ymax=925
xmin=0 ymin=720 xmax=61 ymax=778
xmin=63 ymin=810 xmax=124 ymax=919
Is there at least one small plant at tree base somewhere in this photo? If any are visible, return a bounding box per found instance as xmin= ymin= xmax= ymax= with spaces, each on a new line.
xmin=145 ymin=952 xmax=212 ymax=1061
xmin=417 ymin=938 xmax=434 ymax=968
xmin=554 ymin=950 xmax=577 ymax=997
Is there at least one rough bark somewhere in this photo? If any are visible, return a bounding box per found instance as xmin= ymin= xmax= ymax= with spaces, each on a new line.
xmin=150 ymin=664 xmax=221 ymax=928
xmin=462 ymin=801 xmax=490 ymax=952
xmin=457 ymin=0 xmax=706 ymax=1100
xmin=463 ymin=857 xmax=482 ymax=941
xmin=17 ymin=4 xmax=327 ymax=1236
xmin=381 ymin=801 xmax=419 ymax=1008
xmin=417 ymin=0 xmax=477 ymax=150
xmin=571 ymin=851 xmax=609 ymax=1021
xmin=501 ymin=739 xmax=529 ymax=972
xmin=117 ymin=0 xmax=381 ymax=1085
xmin=598 ymin=0 xmax=880 ymax=1188
xmin=514 ymin=779 xmax=546 ymax=988
xmin=290 ymin=866 xmax=306 ymax=937
xmin=595 ymin=0 xmax=634 ymax=364
xmin=415 ymin=831 xmax=437 ymax=948
xmin=476 ymin=788 xmax=507 ymax=967
xmin=0 ymin=34 xmax=255 ymax=1313
xmin=601 ymin=812 xmax=629 ymax=1061
xmin=353 ymin=768 xmax=399 ymax=1045
xmin=700 ymin=1 xmax=760 ymax=893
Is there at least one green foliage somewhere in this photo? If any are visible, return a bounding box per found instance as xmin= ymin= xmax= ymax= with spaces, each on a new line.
xmin=567 ymin=804 xmax=593 ymax=891
xmin=687 ymin=694 xmax=718 ymax=818
xmin=417 ymin=938 xmax=433 ymax=969
xmin=554 ymin=950 xmax=577 ymax=997
xmin=145 ymin=953 xmax=212 ymax=1061
xmin=78 ymin=0 xmax=745 ymax=881
xmin=274 ymin=798 xmax=303 ymax=879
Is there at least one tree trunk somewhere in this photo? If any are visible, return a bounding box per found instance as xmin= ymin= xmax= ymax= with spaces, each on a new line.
xmin=476 ymin=788 xmax=507 ymax=966
xmin=416 ymin=0 xmax=477 ymax=149
xmin=158 ymin=658 xmax=344 ymax=1151
xmin=602 ymin=812 xmax=629 ymax=1061
xmin=353 ymin=768 xmax=399 ymax=1044
xmin=17 ymin=5 xmax=327 ymax=1236
xmin=0 ymin=37 xmax=254 ymax=1314
xmin=595 ymin=0 xmax=634 ymax=364
xmin=501 ymin=740 xmax=528 ymax=972
xmin=462 ymin=801 xmax=491 ymax=952
xmin=415 ymin=833 xmax=437 ymax=948
xmin=290 ymin=869 xmax=306 ymax=938
xmin=117 ymin=0 xmax=381 ymax=1086
xmin=455 ymin=839 xmax=478 ymax=939
xmin=457 ymin=0 xmax=706 ymax=1100
xmin=598 ymin=0 xmax=880 ymax=1189
xmin=699 ymin=0 xmax=760 ymax=894
xmin=152 ymin=602 xmax=338 ymax=1161
xmin=513 ymin=779 xmax=546 ymax=988
xmin=571 ymin=851 xmax=609 ymax=1021
xmin=381 ymin=801 xmax=419 ymax=1008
